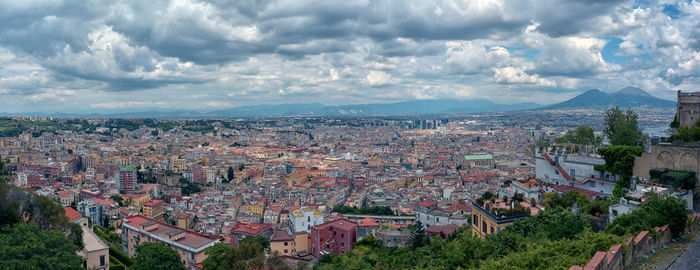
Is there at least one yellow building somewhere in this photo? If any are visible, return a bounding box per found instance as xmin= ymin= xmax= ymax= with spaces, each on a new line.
xmin=270 ymin=230 xmax=309 ymax=256
xmin=246 ymin=202 xmax=265 ymax=216
xmin=470 ymin=201 xmax=529 ymax=238
xmin=126 ymin=193 xmax=151 ymax=209
xmin=270 ymin=230 xmax=295 ymax=256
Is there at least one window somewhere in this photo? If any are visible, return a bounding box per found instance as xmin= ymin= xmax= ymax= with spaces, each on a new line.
xmin=341 ymin=233 xmax=344 ymax=238
xmin=284 ymin=249 xmax=288 ymax=254
xmin=473 ymin=214 xmax=478 ymax=225
xmin=490 ymin=226 xmax=494 ymax=234
xmin=482 ymin=220 xmax=487 ymax=233
xmin=284 ymin=242 xmax=288 ymax=246
xmin=590 ymin=181 xmax=595 ymax=187
xmin=308 ymin=216 xmax=310 ymax=222
xmin=99 ymin=255 xmax=105 ymax=266
xmin=497 ymin=227 xmax=501 ymax=233
xmin=341 ymin=242 xmax=345 ymax=247
xmin=436 ymin=217 xmax=439 ymax=223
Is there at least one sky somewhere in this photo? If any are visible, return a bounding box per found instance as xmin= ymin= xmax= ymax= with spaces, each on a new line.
xmin=0 ymin=0 xmax=699 ymax=113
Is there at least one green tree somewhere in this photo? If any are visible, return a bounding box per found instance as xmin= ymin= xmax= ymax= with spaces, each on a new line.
xmin=201 ymin=242 xmax=232 ymax=270
xmin=606 ymin=195 xmax=687 ymax=237
xmin=408 ymin=220 xmax=428 ymax=249
xmin=670 ymin=113 xmax=679 ymax=128
xmin=227 ymin=166 xmax=234 ymax=183
xmin=132 ymin=242 xmax=186 ymax=270
xmin=110 ymin=195 xmax=124 ymax=206
xmin=603 ymin=106 xmax=647 ymax=146
xmin=0 ymin=223 xmax=83 ymax=269
xmin=556 ymin=126 xmax=601 ymax=146
xmin=596 ymin=146 xmax=644 ymax=197
xmin=0 ymin=183 xmax=21 ymax=227
xmin=201 ymin=242 xmax=268 ymax=270
xmin=241 ymin=236 xmax=270 ymax=250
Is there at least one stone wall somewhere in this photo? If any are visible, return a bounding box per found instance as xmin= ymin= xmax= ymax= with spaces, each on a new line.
xmin=677 ymin=91 xmax=700 ymax=128
xmin=633 ymin=142 xmax=700 ymax=188
xmin=570 ymin=214 xmax=700 ymax=270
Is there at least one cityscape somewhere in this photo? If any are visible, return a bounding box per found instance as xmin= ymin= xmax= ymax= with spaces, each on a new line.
xmin=0 ymin=1 xmax=699 ymax=270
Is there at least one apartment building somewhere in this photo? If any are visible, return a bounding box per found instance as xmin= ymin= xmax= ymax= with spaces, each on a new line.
xmin=122 ymin=215 xmax=219 ymax=269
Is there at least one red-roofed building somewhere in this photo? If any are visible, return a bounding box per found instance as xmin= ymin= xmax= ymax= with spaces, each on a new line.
xmin=310 ymin=218 xmax=357 ymax=257
xmin=228 ymin=222 xmax=273 ymax=240
xmin=143 ymin=199 xmax=164 ymax=221
xmin=270 ymin=230 xmax=295 ymax=256
xmin=64 ymin=206 xmax=85 ymax=225
xmin=427 ymin=224 xmax=460 ymax=238
xmin=122 ymin=215 xmax=220 ymax=269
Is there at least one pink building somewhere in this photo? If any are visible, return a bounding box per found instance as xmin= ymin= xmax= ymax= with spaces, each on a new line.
xmin=310 ymin=218 xmax=357 ymax=257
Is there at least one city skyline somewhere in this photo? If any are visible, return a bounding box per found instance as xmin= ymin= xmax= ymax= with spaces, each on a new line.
xmin=0 ymin=0 xmax=698 ymax=113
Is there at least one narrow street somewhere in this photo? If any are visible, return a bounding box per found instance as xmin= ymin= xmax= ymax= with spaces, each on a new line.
xmin=660 ymin=232 xmax=700 ymax=270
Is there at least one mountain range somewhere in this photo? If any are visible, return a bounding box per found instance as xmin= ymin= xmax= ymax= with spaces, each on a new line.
xmin=540 ymin=87 xmax=675 ymax=110
xmin=3 ymin=87 xmax=675 ymax=118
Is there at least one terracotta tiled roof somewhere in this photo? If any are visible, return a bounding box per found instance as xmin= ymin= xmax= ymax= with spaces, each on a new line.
xmin=64 ymin=207 xmax=82 ymax=222
xmin=270 ymin=230 xmax=294 ymax=242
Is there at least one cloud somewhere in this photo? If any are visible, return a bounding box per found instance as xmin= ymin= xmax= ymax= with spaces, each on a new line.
xmin=24 ymin=90 xmax=76 ymax=102
xmin=89 ymin=101 xmax=166 ymax=109
xmin=0 ymin=0 xmax=697 ymax=112
xmin=493 ymin=66 xmax=555 ymax=86
xmin=366 ymin=70 xmax=395 ymax=87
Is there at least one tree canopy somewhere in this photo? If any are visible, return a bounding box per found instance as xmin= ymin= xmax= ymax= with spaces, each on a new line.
xmin=0 ymin=223 xmax=83 ymax=270
xmin=132 ymin=242 xmax=186 ymax=270
xmin=596 ymin=145 xmax=644 ymax=197
xmin=201 ymin=242 xmax=291 ymax=270
xmin=332 ymin=205 xmax=396 ymax=216
xmin=603 ymin=106 xmax=647 ymax=146
xmin=316 ymin=209 xmax=628 ymax=270
xmin=556 ymin=126 xmax=601 ymax=146
xmin=668 ymin=119 xmax=700 ymax=142
xmin=606 ymin=195 xmax=688 ymax=237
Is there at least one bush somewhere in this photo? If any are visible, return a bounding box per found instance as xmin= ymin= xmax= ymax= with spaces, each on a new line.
xmin=109 ymin=246 xmax=133 ymax=266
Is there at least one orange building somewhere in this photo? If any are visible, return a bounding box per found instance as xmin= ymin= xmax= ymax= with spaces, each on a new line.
xmin=143 ymin=200 xmax=164 ymax=221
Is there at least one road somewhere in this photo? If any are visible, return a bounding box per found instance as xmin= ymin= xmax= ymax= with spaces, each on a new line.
xmin=662 ymin=232 xmax=700 ymax=270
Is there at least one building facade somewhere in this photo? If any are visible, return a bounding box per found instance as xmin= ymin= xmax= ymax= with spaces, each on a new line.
xmin=289 ymin=207 xmax=324 ymax=234
xmin=143 ymin=199 xmax=164 ymax=221
xmin=536 ymin=151 xmax=616 ymax=196
xmin=677 ymin=91 xmax=700 ymax=128
xmin=310 ymin=218 xmax=357 ymax=257
xmin=116 ymin=165 xmax=136 ymax=194
xmin=122 ymin=215 xmax=219 ymax=269
xmin=470 ymin=202 xmax=529 ymax=238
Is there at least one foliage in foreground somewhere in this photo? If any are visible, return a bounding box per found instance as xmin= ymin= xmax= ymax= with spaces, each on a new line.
xmin=596 ymin=145 xmax=644 ymax=198
xmin=319 ymin=194 xmax=690 ymax=270
xmin=202 ymin=242 xmax=292 ymax=270
xmin=316 ymin=209 xmax=623 ymax=270
xmin=331 ymin=205 xmax=396 ymax=216
xmin=132 ymin=242 xmax=186 ymax=270
xmin=606 ymin=195 xmax=688 ymax=237
xmin=0 ymin=223 xmax=83 ymax=270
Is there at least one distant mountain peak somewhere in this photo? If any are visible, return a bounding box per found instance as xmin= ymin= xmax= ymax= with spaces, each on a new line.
xmin=540 ymin=86 xmax=674 ymax=110
xmin=614 ymin=87 xmax=652 ymax=97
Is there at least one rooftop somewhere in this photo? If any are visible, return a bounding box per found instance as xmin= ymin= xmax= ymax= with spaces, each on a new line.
xmin=464 ymin=154 xmax=493 ymax=160
xmin=64 ymin=207 xmax=82 ymax=222
xmin=82 ymin=225 xmax=109 ymax=252
xmin=124 ymin=215 xmax=219 ymax=249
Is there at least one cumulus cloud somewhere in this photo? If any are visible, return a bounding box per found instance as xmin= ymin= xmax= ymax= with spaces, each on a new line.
xmin=0 ymin=0 xmax=697 ymax=112
xmin=366 ymin=70 xmax=395 ymax=87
